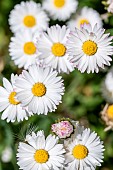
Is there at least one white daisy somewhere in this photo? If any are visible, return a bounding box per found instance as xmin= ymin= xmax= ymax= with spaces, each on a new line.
xmin=0 ymin=74 xmax=33 ymax=122
xmin=15 ymin=64 xmax=64 ymax=115
xmin=64 ymin=128 xmax=104 ymax=170
xmin=42 ymin=0 xmax=78 ymax=21
xmin=9 ymin=30 xmax=41 ymax=69
xmin=101 ymin=104 xmax=113 ymax=131
xmin=9 ymin=1 xmax=49 ymax=33
xmin=37 ymin=25 xmax=75 ymax=73
xmin=17 ymin=130 xmax=65 ymax=170
xmin=67 ymin=7 xmax=103 ymax=30
xmin=67 ymin=24 xmax=113 ymax=73
xmin=102 ymin=68 xmax=113 ymax=103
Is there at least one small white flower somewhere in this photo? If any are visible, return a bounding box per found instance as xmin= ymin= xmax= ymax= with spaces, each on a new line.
xmin=9 ymin=30 xmax=41 ymax=69
xmin=0 ymin=74 xmax=32 ymax=122
xmin=17 ymin=130 xmax=65 ymax=170
xmin=67 ymin=7 xmax=103 ymax=30
xmin=1 ymin=147 xmax=12 ymax=163
xmin=64 ymin=128 xmax=104 ymax=170
xmin=9 ymin=1 xmax=49 ymax=33
xmin=101 ymin=68 xmax=113 ymax=103
xmin=15 ymin=64 xmax=65 ymax=115
xmin=37 ymin=25 xmax=75 ymax=73
xmin=67 ymin=24 xmax=113 ymax=73
xmin=42 ymin=0 xmax=78 ymax=21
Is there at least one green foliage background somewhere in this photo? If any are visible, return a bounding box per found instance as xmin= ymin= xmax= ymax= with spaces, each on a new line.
xmin=0 ymin=0 xmax=113 ymax=169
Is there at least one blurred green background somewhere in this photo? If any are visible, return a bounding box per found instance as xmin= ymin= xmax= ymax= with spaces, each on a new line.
xmin=0 ymin=0 xmax=113 ymax=169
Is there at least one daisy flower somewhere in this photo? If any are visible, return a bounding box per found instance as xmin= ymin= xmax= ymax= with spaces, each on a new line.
xmin=67 ymin=24 xmax=113 ymax=73
xmin=0 ymin=74 xmax=33 ymax=122
xmin=67 ymin=7 xmax=103 ymax=30
xmin=37 ymin=25 xmax=75 ymax=73
xmin=9 ymin=1 xmax=49 ymax=33
xmin=15 ymin=64 xmax=65 ymax=115
xmin=9 ymin=30 xmax=41 ymax=69
xmin=102 ymin=68 xmax=113 ymax=103
xmin=42 ymin=0 xmax=78 ymax=21
xmin=64 ymin=128 xmax=104 ymax=170
xmin=101 ymin=103 xmax=113 ymax=131
xmin=17 ymin=130 xmax=65 ymax=170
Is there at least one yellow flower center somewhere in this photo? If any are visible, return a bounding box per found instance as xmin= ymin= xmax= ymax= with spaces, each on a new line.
xmin=82 ymin=40 xmax=98 ymax=56
xmin=107 ymin=105 xmax=113 ymax=119
xmin=23 ymin=15 xmax=36 ymax=27
xmin=79 ymin=19 xmax=89 ymax=26
xmin=32 ymin=83 xmax=46 ymax=97
xmin=34 ymin=149 xmax=49 ymax=163
xmin=72 ymin=144 xmax=88 ymax=159
xmin=24 ymin=42 xmax=36 ymax=55
xmin=9 ymin=92 xmax=20 ymax=105
xmin=51 ymin=43 xmax=66 ymax=57
xmin=54 ymin=0 xmax=65 ymax=8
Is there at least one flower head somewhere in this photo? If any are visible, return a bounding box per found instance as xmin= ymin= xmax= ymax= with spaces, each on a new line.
xmin=101 ymin=103 xmax=113 ymax=131
xmin=64 ymin=128 xmax=104 ymax=170
xmin=0 ymin=74 xmax=32 ymax=122
xmin=67 ymin=24 xmax=113 ymax=73
xmin=102 ymin=68 xmax=113 ymax=103
xmin=9 ymin=30 xmax=41 ymax=69
xmin=9 ymin=1 xmax=49 ymax=33
xmin=17 ymin=130 xmax=65 ymax=170
xmin=43 ymin=0 xmax=78 ymax=21
xmin=52 ymin=120 xmax=74 ymax=139
xmin=67 ymin=7 xmax=103 ymax=30
xmin=37 ymin=25 xmax=75 ymax=73
xmin=15 ymin=64 xmax=64 ymax=115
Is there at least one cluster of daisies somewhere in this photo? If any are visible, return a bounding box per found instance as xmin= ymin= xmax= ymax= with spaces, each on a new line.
xmin=17 ymin=118 xmax=104 ymax=170
xmin=8 ymin=0 xmax=113 ymax=74
xmin=0 ymin=0 xmax=112 ymax=122
xmin=1 ymin=0 xmax=113 ymax=169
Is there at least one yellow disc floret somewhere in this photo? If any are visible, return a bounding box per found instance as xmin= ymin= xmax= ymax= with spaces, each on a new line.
xmin=54 ymin=0 xmax=65 ymax=8
xmin=107 ymin=105 xmax=113 ymax=119
xmin=34 ymin=149 xmax=49 ymax=163
xmin=79 ymin=19 xmax=89 ymax=26
xmin=51 ymin=43 xmax=66 ymax=57
xmin=82 ymin=40 xmax=98 ymax=56
xmin=9 ymin=92 xmax=20 ymax=105
xmin=24 ymin=42 xmax=36 ymax=55
xmin=32 ymin=83 xmax=46 ymax=97
xmin=72 ymin=144 xmax=88 ymax=159
xmin=23 ymin=15 xmax=36 ymax=27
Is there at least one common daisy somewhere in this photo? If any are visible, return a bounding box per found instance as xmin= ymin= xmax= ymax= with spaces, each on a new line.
xmin=64 ymin=128 xmax=104 ymax=170
xmin=15 ymin=64 xmax=64 ymax=115
xmin=0 ymin=74 xmax=33 ymax=122
xmin=37 ymin=25 xmax=75 ymax=73
xmin=67 ymin=7 xmax=103 ymax=30
xmin=102 ymin=69 xmax=113 ymax=103
xmin=101 ymin=103 xmax=113 ymax=131
xmin=9 ymin=30 xmax=40 ymax=69
xmin=42 ymin=0 xmax=78 ymax=21
xmin=9 ymin=1 xmax=49 ymax=33
xmin=67 ymin=24 xmax=113 ymax=73
xmin=17 ymin=130 xmax=65 ymax=170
